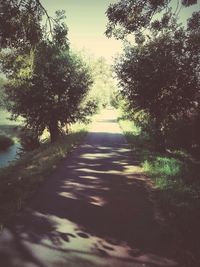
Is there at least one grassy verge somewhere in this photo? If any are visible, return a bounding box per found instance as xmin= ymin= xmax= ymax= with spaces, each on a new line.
xmin=0 ymin=123 xmax=88 ymax=228
xmin=118 ymin=116 xmax=200 ymax=266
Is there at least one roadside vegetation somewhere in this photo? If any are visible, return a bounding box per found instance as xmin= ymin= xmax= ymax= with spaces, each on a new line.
xmin=118 ymin=108 xmax=200 ymax=266
xmin=0 ymin=2 xmax=118 ymax=229
xmin=107 ymin=1 xmax=200 ymax=265
xmin=0 ymin=5 xmax=97 ymax=228
xmin=0 ymin=123 xmax=87 ymax=228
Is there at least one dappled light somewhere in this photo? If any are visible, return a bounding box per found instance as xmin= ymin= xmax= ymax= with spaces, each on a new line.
xmin=0 ymin=0 xmax=199 ymax=266
xmin=0 ymin=109 xmax=178 ymax=267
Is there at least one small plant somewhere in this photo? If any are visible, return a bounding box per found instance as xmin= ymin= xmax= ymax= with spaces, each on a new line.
xmin=0 ymin=134 xmax=14 ymax=151
xmin=143 ymin=156 xmax=181 ymax=176
xmin=142 ymin=157 xmax=184 ymax=190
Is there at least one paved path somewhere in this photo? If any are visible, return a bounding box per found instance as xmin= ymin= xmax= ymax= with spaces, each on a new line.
xmin=0 ymin=109 xmax=178 ymax=267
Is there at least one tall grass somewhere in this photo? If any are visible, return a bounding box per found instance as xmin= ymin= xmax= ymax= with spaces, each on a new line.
xmin=118 ymin=114 xmax=200 ymax=265
xmin=118 ymin=115 xmax=200 ymax=207
xmin=143 ymin=157 xmax=182 ymax=188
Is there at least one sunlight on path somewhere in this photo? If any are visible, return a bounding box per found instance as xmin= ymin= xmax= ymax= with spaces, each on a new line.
xmin=90 ymin=109 xmax=120 ymax=133
xmin=86 ymin=108 xmax=143 ymax=176
xmin=0 ymin=108 xmax=178 ymax=267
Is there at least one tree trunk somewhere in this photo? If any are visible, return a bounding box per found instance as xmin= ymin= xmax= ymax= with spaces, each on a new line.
xmin=49 ymin=119 xmax=60 ymax=143
xmin=155 ymin=131 xmax=165 ymax=152
xmin=65 ymin=123 xmax=69 ymax=134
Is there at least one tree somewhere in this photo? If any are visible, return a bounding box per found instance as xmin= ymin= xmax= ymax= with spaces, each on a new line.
xmin=106 ymin=0 xmax=200 ymax=153
xmin=114 ymin=17 xmax=198 ymax=151
xmin=88 ymin=57 xmax=117 ymax=107
xmin=183 ymin=11 xmax=200 ymax=154
xmin=1 ymin=11 xmax=93 ymax=142
xmin=0 ymin=0 xmax=44 ymax=48
xmin=106 ymin=0 xmax=197 ymax=39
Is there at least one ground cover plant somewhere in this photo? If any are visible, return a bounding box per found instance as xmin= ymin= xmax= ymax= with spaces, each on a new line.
xmin=118 ymin=111 xmax=200 ymax=266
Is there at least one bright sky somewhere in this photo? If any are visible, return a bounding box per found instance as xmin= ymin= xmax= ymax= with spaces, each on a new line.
xmin=41 ymin=0 xmax=122 ymax=63
xmin=41 ymin=0 xmax=199 ymax=63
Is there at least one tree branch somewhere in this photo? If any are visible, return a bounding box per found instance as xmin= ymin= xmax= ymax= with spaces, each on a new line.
xmin=35 ymin=0 xmax=53 ymax=35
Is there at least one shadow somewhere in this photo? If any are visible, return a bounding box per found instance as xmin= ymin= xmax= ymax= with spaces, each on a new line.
xmin=0 ymin=130 xmax=178 ymax=267
xmin=97 ymin=119 xmax=117 ymax=123
xmin=124 ymin=127 xmax=200 ymax=266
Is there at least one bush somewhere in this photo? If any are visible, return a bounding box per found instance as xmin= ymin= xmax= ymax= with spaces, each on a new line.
xmin=19 ymin=129 xmax=40 ymax=152
xmin=0 ymin=134 xmax=14 ymax=151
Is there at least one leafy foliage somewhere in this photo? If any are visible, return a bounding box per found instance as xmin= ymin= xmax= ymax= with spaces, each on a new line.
xmin=0 ymin=0 xmax=44 ymax=48
xmin=88 ymin=57 xmax=117 ymax=107
xmin=106 ymin=0 xmax=197 ymax=39
xmin=113 ymin=10 xmax=200 ymax=153
xmin=1 ymin=12 xmax=93 ymax=142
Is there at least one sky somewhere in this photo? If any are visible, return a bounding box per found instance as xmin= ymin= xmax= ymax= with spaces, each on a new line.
xmin=41 ymin=0 xmax=122 ymax=63
xmin=41 ymin=0 xmax=200 ymax=63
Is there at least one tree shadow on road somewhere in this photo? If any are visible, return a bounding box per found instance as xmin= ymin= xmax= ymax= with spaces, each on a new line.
xmin=0 ymin=132 xmax=178 ymax=267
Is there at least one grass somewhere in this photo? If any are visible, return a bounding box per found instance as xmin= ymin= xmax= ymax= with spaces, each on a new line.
xmin=118 ymin=114 xmax=200 ymax=266
xmin=0 ymin=135 xmax=14 ymax=151
xmin=118 ymin=116 xmax=199 ymax=189
xmin=142 ymin=157 xmax=183 ymax=189
xmin=119 ymin=116 xmax=200 ymax=204
xmin=0 ymin=123 xmax=88 ymax=227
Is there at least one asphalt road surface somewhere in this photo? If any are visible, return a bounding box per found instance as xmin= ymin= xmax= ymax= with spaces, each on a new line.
xmin=0 ymin=109 xmax=178 ymax=267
